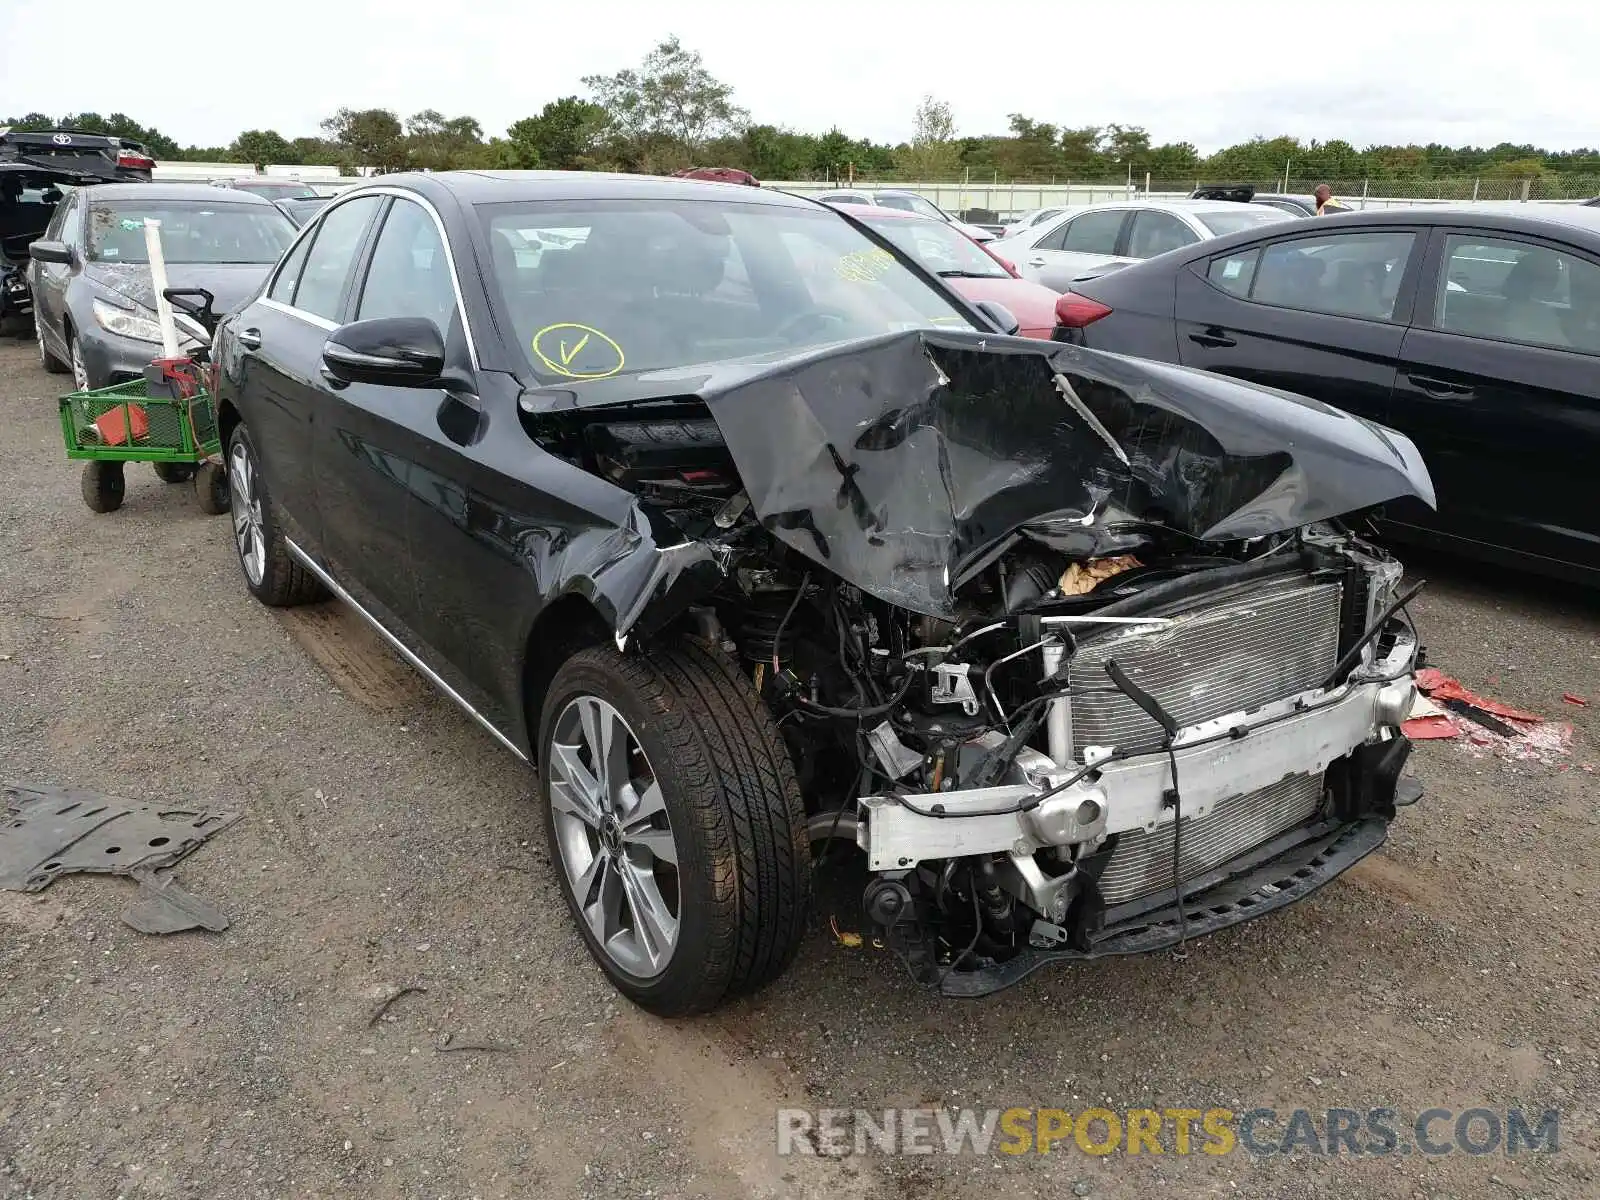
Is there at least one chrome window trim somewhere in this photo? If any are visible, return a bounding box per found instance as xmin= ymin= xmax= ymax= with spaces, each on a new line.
xmin=259 ymin=296 xmax=337 ymax=331
xmin=260 ymin=186 xmax=480 ymax=366
xmin=284 ymin=538 xmax=527 ymax=762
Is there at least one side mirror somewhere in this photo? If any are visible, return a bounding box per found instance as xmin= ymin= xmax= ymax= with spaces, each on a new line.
xmin=973 ymin=299 xmax=1021 ymax=336
xmin=29 ymin=240 xmax=73 ymax=266
xmin=322 ymin=317 xmax=446 ymax=387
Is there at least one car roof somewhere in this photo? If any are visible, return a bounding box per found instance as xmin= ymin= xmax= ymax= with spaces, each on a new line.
xmin=832 ymin=202 xmax=930 ymax=222
xmin=363 ymin=169 xmax=817 ymax=209
xmin=1066 ymin=198 xmax=1282 ymax=216
xmin=78 ymin=182 xmax=280 ymax=205
xmin=1308 ymin=203 xmax=1600 ymax=240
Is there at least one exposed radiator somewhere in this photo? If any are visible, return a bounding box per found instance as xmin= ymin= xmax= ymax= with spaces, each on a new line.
xmin=1095 ymin=773 xmax=1326 ymax=906
xmin=1067 ymin=578 xmax=1343 ymax=759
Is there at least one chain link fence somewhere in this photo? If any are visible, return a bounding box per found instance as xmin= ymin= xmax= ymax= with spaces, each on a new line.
xmin=805 ymin=173 xmax=1600 ymax=204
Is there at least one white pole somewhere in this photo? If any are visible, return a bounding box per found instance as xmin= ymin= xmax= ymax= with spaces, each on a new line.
xmin=142 ymin=219 xmax=181 ymax=359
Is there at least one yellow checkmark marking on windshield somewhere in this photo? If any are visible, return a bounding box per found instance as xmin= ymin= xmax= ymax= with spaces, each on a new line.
xmin=559 ymin=332 xmax=590 ymax=366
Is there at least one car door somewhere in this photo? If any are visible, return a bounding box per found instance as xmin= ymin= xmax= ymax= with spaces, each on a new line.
xmin=1388 ymin=229 xmax=1600 ymax=574
xmin=29 ymin=189 xmax=78 ymax=356
xmin=231 ymin=193 xmax=385 ymax=555
xmin=309 ymin=194 xmax=455 ymax=643
xmin=1019 ymin=209 xmax=1131 ymax=290
xmin=1173 ymin=226 xmax=1423 ymax=426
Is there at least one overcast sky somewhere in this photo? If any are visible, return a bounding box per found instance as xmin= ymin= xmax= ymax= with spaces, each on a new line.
xmin=3 ymin=0 xmax=1595 ymax=153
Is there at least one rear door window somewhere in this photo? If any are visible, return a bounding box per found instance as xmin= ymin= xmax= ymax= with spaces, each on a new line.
xmin=1127 ymin=210 xmax=1199 ymax=258
xmin=1224 ymin=231 xmax=1416 ymax=320
xmin=1432 ymin=234 xmax=1600 ymax=355
xmin=1207 ymin=248 xmax=1260 ymax=297
xmin=1053 ymin=210 xmax=1127 ymax=255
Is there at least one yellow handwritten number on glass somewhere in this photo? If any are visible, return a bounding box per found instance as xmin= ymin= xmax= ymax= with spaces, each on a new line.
xmin=532 ymin=322 xmax=626 ymax=379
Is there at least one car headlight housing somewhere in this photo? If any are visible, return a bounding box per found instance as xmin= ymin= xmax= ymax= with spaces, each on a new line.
xmin=93 ymin=297 xmax=164 ymax=344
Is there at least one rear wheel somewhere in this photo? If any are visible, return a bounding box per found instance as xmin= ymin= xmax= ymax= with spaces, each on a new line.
xmin=226 ymin=424 xmax=326 ymax=606
xmin=81 ymin=461 xmax=125 ymax=513
xmin=539 ymin=640 xmax=811 ymax=1016
xmin=153 ymin=462 xmax=196 ymax=483
xmin=193 ymin=460 xmax=229 ymax=515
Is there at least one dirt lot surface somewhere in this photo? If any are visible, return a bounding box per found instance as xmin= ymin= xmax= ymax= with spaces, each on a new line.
xmin=1 ymin=336 xmax=1596 ymax=1199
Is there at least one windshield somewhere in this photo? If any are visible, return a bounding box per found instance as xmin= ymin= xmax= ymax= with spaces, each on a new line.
xmin=480 ymin=198 xmax=975 ymax=382
xmin=1195 ymin=207 xmax=1296 ymax=237
xmin=862 ymin=214 xmax=1008 ymax=278
xmin=88 ymin=200 xmax=296 ymax=264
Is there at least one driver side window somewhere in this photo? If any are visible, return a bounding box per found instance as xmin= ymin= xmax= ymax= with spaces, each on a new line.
xmin=293 ymin=196 xmax=382 ymax=321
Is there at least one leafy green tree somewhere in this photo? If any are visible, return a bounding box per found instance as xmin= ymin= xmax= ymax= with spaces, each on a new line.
xmin=583 ymin=35 xmax=746 ymax=162
xmin=231 ymin=129 xmax=292 ymax=169
xmin=505 ymin=97 xmax=609 ymax=170
xmin=405 ymin=110 xmax=486 ymax=171
xmin=898 ymin=95 xmax=959 ymax=179
xmin=321 ymin=107 xmax=408 ymax=173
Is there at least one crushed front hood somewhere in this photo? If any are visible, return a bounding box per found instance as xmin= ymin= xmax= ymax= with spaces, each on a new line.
xmin=534 ymin=329 xmax=1436 ymax=619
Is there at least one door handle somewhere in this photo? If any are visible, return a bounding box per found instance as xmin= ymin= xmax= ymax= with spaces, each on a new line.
xmin=1406 ymin=373 xmax=1474 ymax=399
xmin=1187 ymin=328 xmax=1237 ymax=349
xmin=1026 ymin=257 xmax=1046 ymax=268
xmin=236 ymin=327 xmax=262 ymax=350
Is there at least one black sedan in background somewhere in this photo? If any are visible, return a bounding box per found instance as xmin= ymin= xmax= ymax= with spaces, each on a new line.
xmin=1054 ymin=204 xmax=1600 ymax=584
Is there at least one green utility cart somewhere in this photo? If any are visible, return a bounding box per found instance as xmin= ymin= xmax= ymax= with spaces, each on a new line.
xmin=59 ymin=375 xmax=229 ymax=515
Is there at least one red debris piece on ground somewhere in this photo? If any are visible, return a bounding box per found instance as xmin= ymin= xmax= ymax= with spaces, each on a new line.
xmin=1414 ymin=669 xmax=1543 ymax=725
xmin=1563 ymin=693 xmax=1589 ymax=707
xmin=1402 ymin=715 xmax=1458 ymax=740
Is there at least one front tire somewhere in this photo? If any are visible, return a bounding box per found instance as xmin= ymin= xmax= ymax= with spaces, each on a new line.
xmin=67 ymin=332 xmax=90 ymax=392
xmin=539 ymin=641 xmax=811 ymax=1016
xmin=37 ymin=320 xmax=68 ymax=374
xmin=226 ymin=424 xmax=326 ymax=606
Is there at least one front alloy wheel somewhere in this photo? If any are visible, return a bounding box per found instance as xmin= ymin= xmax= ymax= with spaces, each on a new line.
xmin=548 ymin=696 xmax=680 ymax=979
xmin=539 ymin=642 xmax=811 ymax=1016
xmin=68 ymin=334 xmax=89 ymax=392
xmin=228 ymin=439 xmax=266 ymax=587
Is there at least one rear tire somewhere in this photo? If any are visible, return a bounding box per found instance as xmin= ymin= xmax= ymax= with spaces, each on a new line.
xmin=81 ymin=461 xmax=125 ymax=513
xmin=226 ymin=423 xmax=326 ymax=606
xmin=153 ymin=462 xmax=196 ymax=483
xmin=539 ymin=640 xmax=811 ymax=1016
xmin=193 ymin=460 xmax=229 ymax=515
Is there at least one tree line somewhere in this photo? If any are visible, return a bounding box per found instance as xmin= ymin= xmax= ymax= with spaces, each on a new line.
xmin=9 ymin=37 xmax=1599 ymax=184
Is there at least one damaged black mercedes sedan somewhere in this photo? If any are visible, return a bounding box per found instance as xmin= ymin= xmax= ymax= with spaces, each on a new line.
xmin=212 ymin=171 xmax=1435 ymax=1015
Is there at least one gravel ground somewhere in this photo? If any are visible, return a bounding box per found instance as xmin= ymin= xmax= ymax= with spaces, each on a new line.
xmin=0 ymin=335 xmax=1596 ymax=1199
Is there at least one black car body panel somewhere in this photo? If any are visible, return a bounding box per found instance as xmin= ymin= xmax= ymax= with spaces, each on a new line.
xmin=1063 ymin=205 xmax=1600 ymax=583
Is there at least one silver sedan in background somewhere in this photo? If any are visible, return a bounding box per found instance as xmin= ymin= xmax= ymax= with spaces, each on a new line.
xmin=990 ymin=199 xmax=1295 ymax=291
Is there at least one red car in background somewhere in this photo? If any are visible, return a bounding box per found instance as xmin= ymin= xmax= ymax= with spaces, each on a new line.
xmin=834 ymin=203 xmax=1060 ymax=338
xmin=673 ymin=166 xmax=760 ymax=186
